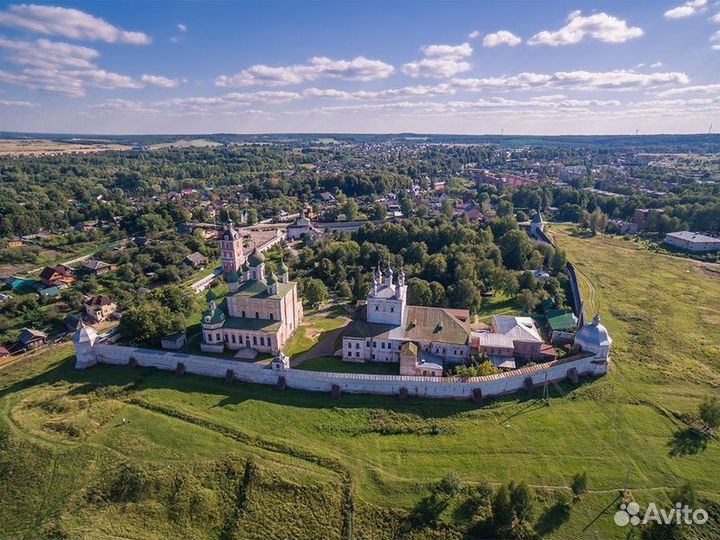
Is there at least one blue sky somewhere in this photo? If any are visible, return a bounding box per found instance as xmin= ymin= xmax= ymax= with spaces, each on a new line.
xmin=0 ymin=0 xmax=719 ymax=134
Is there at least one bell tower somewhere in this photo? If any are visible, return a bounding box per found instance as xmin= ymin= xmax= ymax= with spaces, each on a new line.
xmin=220 ymin=220 xmax=245 ymax=277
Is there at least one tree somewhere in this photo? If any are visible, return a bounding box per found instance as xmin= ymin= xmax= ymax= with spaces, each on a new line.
xmin=336 ymin=280 xmax=352 ymax=299
xmin=571 ymin=472 xmax=588 ymax=499
xmin=699 ymin=396 xmax=720 ymax=431
xmin=407 ymin=278 xmax=433 ymax=306
xmin=429 ymin=281 xmax=446 ymax=307
xmin=496 ymin=200 xmax=514 ymax=217
xmin=500 ymin=230 xmax=533 ymax=270
xmin=550 ymin=247 xmax=568 ymax=275
xmin=302 ymin=278 xmax=329 ymax=307
xmin=586 ymin=208 xmax=608 ymax=236
xmin=432 ymin=472 xmax=464 ymax=499
xmin=120 ymin=303 xmax=185 ymax=344
xmin=516 ymin=289 xmax=538 ymax=313
xmin=369 ymin=202 xmax=387 ymax=220
xmin=150 ymin=285 xmax=194 ymax=317
xmin=342 ymin=198 xmax=360 ymax=221
xmin=509 ymin=481 xmax=534 ymax=523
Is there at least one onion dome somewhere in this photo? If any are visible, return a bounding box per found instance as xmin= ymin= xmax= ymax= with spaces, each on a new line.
xmin=575 ymin=314 xmax=612 ymax=351
xmin=248 ymin=249 xmax=265 ymax=266
xmin=279 ymin=260 xmax=289 ymax=275
xmin=226 ymin=269 xmax=239 ymax=283
xmin=267 ymin=272 xmax=278 ymax=285
xmin=206 ymin=288 xmax=216 ymax=302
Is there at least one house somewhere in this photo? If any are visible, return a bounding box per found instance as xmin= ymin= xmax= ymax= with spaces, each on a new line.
xmin=82 ymin=259 xmax=113 ymax=276
xmin=664 ymin=231 xmax=720 ymax=253
xmin=183 ymin=252 xmax=207 ymax=268
xmin=38 ymin=286 xmax=61 ymax=300
xmin=531 ymin=270 xmax=551 ymax=281
xmin=18 ymin=328 xmax=48 ymax=349
xmin=632 ymin=208 xmax=664 ymax=231
xmin=286 ymin=217 xmax=321 ymax=240
xmin=399 ymin=342 xmax=444 ymax=377
xmin=85 ymin=296 xmax=117 ymax=323
xmin=0 ymin=346 xmax=10 ymax=357
xmin=39 ymin=265 xmax=75 ymax=287
xmin=161 ymin=332 xmax=187 ymax=350
xmin=64 ymin=314 xmax=84 ymax=332
xmin=455 ymin=202 xmax=484 ymax=221
xmin=132 ymin=236 xmax=150 ymax=247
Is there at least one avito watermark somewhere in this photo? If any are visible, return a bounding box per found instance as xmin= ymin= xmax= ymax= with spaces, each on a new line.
xmin=614 ymin=501 xmax=708 ymax=527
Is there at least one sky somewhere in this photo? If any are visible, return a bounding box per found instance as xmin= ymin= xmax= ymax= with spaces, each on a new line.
xmin=0 ymin=0 xmax=719 ymax=135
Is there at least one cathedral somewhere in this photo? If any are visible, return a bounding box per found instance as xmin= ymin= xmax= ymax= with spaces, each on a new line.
xmin=200 ymin=221 xmax=303 ymax=356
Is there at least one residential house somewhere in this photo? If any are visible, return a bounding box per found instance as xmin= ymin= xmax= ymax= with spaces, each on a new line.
xmin=39 ymin=265 xmax=75 ymax=287
xmin=183 ymin=252 xmax=207 ymax=268
xmin=85 ymin=296 xmax=118 ymax=323
xmin=18 ymin=328 xmax=48 ymax=349
xmin=82 ymin=259 xmax=113 ymax=276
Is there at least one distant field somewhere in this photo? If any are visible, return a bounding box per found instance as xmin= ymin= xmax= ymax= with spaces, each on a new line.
xmin=1 ymin=229 xmax=719 ymax=539
xmin=0 ymin=138 xmax=130 ymax=156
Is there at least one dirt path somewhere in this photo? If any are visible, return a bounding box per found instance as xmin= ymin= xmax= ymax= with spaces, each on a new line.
xmin=290 ymin=325 xmax=348 ymax=367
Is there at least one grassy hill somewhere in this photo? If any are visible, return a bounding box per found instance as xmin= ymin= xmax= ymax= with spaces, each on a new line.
xmin=1 ymin=229 xmax=719 ymax=539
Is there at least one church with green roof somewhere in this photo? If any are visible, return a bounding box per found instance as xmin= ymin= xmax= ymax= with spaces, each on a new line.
xmin=200 ymin=222 xmax=303 ymax=356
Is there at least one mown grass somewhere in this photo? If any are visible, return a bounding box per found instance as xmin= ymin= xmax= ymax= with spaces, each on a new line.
xmin=1 ymin=229 xmax=719 ymax=539
xmin=282 ymin=305 xmax=349 ymax=358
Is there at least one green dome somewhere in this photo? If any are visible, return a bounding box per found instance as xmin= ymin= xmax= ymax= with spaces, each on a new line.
xmin=241 ymin=260 xmax=250 ymax=271
xmin=248 ymin=249 xmax=265 ymax=266
xmin=267 ymin=272 xmax=278 ymax=285
xmin=226 ymin=270 xmax=239 ymax=283
xmin=206 ymin=288 xmax=216 ymax=301
xmin=279 ymin=260 xmax=289 ymax=274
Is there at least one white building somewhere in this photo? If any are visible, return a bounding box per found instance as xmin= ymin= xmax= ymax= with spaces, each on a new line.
xmin=664 ymin=231 xmax=720 ymax=253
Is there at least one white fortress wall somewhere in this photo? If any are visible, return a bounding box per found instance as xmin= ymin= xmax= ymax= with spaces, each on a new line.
xmin=91 ymin=343 xmax=607 ymax=399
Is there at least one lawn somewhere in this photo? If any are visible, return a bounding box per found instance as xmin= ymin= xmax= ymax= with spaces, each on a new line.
xmin=294 ymin=356 xmax=399 ymax=375
xmin=1 ymin=229 xmax=719 ymax=539
xmin=282 ymin=304 xmax=349 ymax=358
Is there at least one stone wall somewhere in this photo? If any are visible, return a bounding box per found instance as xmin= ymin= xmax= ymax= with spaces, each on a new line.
xmin=90 ymin=343 xmax=607 ymax=400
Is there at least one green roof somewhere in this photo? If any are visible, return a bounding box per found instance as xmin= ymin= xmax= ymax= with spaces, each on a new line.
xmin=201 ymin=307 xmax=225 ymax=325
xmin=226 ymin=270 xmax=239 ymax=283
xmin=206 ymin=288 xmax=216 ymax=301
xmin=223 ymin=316 xmax=282 ymax=332
xmin=546 ymin=309 xmax=577 ymax=331
xmin=230 ymin=278 xmax=294 ymax=300
xmin=248 ymin=249 xmax=265 ymax=266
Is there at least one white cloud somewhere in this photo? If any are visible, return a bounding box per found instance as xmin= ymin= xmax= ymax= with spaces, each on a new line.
xmin=303 ymin=84 xmax=454 ymax=100
xmin=216 ymin=56 xmax=394 ymax=87
xmin=451 ymin=69 xmax=689 ymax=91
xmin=655 ymin=83 xmax=720 ymax=97
xmin=0 ymin=36 xmax=98 ymax=69
xmin=177 ymin=23 xmax=187 ymax=32
xmin=650 ymin=61 xmax=663 ymax=68
xmin=0 ymin=98 xmax=37 ymax=107
xmin=158 ymin=91 xmax=302 ymax=113
xmin=483 ymin=31 xmax=522 ymax=48
xmin=0 ymin=4 xmax=150 ymax=44
xmin=664 ymin=0 xmax=707 ymax=19
xmin=713 ymin=12 xmax=720 ymax=23
xmin=712 ymin=30 xmax=720 ymax=50
xmin=468 ymin=30 xmax=480 ymax=39
xmin=403 ymin=42 xmax=473 ymax=79
xmin=90 ymin=98 xmax=158 ymax=114
xmin=528 ymin=10 xmax=644 ymax=46
xmin=141 ymin=74 xmax=178 ymax=88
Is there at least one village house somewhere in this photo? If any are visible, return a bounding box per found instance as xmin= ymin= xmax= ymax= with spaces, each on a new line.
xmin=18 ymin=328 xmax=48 ymax=350
xmin=183 ymin=252 xmax=207 ymax=268
xmin=82 ymin=259 xmax=113 ymax=276
xmin=85 ymin=296 xmax=118 ymax=323
xmin=38 ymin=265 xmax=75 ymax=287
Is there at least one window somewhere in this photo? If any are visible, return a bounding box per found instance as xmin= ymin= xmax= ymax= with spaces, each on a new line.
xmin=242 ymin=310 xmax=246 ymax=317
xmin=255 ymin=312 xmax=259 ymax=319
xmin=216 ymin=333 xmax=221 ymax=342
xmin=260 ymin=337 xmax=265 ymax=346
xmin=253 ymin=336 xmax=257 ymax=345
xmin=347 ymin=342 xmax=351 ymax=349
xmin=270 ymin=313 xmax=274 ymax=320
xmin=390 ymin=307 xmax=394 ymax=312
xmin=355 ymin=343 xmax=359 ymax=349
xmin=207 ymin=334 xmax=212 ymax=342
xmin=231 ymin=335 xmax=236 ymax=344
xmin=381 ymin=342 xmax=385 ymax=349
xmin=375 ymin=305 xmax=379 ymax=311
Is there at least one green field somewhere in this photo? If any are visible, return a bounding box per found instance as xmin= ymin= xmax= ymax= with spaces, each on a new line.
xmin=295 ymin=356 xmax=399 ymax=375
xmin=1 ymin=229 xmax=719 ymax=539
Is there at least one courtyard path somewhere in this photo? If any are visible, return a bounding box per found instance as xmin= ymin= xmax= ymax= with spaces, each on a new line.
xmin=290 ymin=324 xmax=349 ymax=367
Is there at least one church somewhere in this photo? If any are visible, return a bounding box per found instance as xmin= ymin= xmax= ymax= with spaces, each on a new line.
xmin=342 ymin=265 xmax=472 ymax=376
xmin=200 ymin=221 xmax=303 ymax=356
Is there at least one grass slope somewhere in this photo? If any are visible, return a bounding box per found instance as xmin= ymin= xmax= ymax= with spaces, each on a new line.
xmin=1 ymin=229 xmax=719 ymax=539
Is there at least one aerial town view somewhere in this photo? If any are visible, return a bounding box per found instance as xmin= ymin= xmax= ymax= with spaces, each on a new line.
xmin=0 ymin=1 xmax=719 ymax=539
